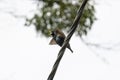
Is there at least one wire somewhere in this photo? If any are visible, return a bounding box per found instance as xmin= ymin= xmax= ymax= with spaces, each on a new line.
xmin=47 ymin=0 xmax=89 ymax=80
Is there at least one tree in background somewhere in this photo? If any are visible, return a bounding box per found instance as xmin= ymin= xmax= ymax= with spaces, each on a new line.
xmin=25 ymin=0 xmax=96 ymax=37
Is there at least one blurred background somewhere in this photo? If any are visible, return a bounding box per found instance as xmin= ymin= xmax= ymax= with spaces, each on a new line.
xmin=0 ymin=0 xmax=120 ymax=80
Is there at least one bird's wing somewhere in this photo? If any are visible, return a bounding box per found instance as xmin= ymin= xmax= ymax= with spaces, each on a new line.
xmin=56 ymin=29 xmax=66 ymax=38
xmin=49 ymin=38 xmax=57 ymax=45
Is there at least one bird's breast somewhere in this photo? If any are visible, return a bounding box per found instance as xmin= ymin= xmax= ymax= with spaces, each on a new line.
xmin=55 ymin=36 xmax=65 ymax=46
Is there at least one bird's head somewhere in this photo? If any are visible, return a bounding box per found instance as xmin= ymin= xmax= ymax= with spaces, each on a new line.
xmin=50 ymin=30 xmax=56 ymax=37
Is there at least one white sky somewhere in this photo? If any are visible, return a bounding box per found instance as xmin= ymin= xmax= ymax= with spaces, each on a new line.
xmin=0 ymin=0 xmax=120 ymax=80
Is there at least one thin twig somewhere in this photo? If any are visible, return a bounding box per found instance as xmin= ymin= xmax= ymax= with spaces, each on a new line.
xmin=80 ymin=36 xmax=120 ymax=51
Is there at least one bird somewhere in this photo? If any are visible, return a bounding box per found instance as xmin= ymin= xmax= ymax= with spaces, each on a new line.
xmin=49 ymin=29 xmax=73 ymax=53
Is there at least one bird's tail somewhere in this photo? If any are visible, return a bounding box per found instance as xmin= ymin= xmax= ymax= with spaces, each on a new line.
xmin=67 ymin=44 xmax=73 ymax=53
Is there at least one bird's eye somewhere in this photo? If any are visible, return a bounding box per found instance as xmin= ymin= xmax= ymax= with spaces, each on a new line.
xmin=51 ymin=31 xmax=54 ymax=35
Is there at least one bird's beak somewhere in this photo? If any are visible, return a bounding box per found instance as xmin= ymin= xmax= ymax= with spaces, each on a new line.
xmin=48 ymin=30 xmax=52 ymax=36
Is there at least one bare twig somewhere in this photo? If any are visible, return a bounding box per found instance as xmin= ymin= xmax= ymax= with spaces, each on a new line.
xmin=47 ymin=0 xmax=88 ymax=80
xmin=80 ymin=36 xmax=120 ymax=51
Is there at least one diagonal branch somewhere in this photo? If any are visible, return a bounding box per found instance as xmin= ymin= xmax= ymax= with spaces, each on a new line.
xmin=47 ymin=0 xmax=88 ymax=80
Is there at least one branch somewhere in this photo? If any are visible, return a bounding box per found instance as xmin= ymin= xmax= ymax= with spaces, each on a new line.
xmin=47 ymin=0 xmax=89 ymax=80
xmin=78 ymin=33 xmax=120 ymax=64
xmin=80 ymin=36 xmax=120 ymax=51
